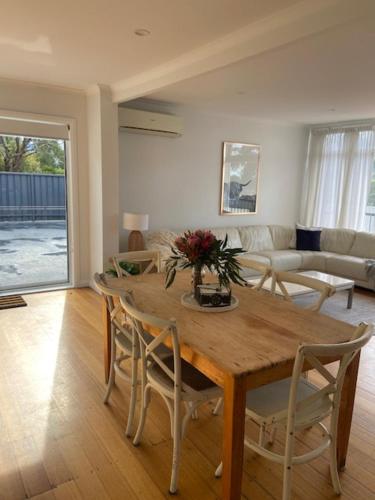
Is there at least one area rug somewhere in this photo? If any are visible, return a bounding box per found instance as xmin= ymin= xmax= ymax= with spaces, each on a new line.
xmin=0 ymin=295 xmax=27 ymax=310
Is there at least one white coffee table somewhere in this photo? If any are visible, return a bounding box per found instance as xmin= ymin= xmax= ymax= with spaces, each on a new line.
xmin=247 ymin=270 xmax=355 ymax=309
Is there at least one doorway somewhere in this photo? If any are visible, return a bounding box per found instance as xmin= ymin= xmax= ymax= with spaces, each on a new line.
xmin=0 ymin=134 xmax=70 ymax=293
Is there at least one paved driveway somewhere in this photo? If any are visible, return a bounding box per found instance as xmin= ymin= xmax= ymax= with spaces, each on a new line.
xmin=0 ymin=221 xmax=68 ymax=291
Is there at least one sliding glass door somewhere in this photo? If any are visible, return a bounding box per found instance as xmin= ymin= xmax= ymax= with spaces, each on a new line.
xmin=0 ymin=134 xmax=70 ymax=293
xmin=365 ymin=162 xmax=375 ymax=232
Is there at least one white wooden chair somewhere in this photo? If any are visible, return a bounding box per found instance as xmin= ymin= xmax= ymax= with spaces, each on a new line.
xmin=215 ymin=322 xmax=373 ymax=500
xmin=271 ymin=270 xmax=336 ymax=312
xmin=93 ymin=273 xmax=139 ymax=437
xmin=237 ymin=258 xmax=272 ymax=291
xmin=120 ymin=293 xmax=222 ymax=494
xmin=112 ymin=250 xmax=161 ymax=278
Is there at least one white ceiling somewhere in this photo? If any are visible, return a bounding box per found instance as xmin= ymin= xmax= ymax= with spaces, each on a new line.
xmin=147 ymin=17 xmax=375 ymax=124
xmin=2 ymin=0 xmax=374 ymax=124
xmin=0 ymin=0 xmax=298 ymax=89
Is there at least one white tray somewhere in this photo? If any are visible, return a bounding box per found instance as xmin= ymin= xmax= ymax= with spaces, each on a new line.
xmin=181 ymin=292 xmax=239 ymax=313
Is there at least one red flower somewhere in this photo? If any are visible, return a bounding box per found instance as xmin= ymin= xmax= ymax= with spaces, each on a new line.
xmin=174 ymin=229 xmax=217 ymax=263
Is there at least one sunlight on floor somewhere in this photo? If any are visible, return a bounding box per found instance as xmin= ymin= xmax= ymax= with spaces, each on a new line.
xmin=0 ymin=292 xmax=67 ymax=461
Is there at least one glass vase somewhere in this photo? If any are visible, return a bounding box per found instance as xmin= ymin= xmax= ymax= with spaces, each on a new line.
xmin=192 ymin=265 xmax=205 ymax=294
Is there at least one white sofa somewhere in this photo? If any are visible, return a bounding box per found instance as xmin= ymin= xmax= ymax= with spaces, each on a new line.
xmin=145 ymin=225 xmax=375 ymax=290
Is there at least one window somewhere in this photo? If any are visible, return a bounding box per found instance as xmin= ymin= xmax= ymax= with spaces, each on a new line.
xmin=365 ymin=162 xmax=375 ymax=232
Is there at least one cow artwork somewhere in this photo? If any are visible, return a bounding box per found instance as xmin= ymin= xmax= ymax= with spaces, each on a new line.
xmin=220 ymin=142 xmax=260 ymax=215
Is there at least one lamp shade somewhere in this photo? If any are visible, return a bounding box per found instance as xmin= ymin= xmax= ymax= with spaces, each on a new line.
xmin=123 ymin=212 xmax=149 ymax=231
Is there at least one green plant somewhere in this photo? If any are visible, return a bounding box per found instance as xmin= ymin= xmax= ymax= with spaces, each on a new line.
xmin=165 ymin=229 xmax=246 ymax=289
xmin=106 ymin=261 xmax=140 ymax=277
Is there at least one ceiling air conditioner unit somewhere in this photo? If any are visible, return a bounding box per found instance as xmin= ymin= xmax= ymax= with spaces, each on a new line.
xmin=118 ymin=107 xmax=183 ymax=138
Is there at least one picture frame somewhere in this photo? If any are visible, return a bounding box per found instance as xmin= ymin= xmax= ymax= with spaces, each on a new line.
xmin=220 ymin=141 xmax=260 ymax=215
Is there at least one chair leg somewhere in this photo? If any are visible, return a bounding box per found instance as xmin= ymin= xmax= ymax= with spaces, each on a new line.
xmin=161 ymin=394 xmax=175 ymax=438
xmin=133 ymin=383 xmax=151 ymax=446
xmin=282 ymin=430 xmax=295 ymax=500
xmin=268 ymin=426 xmax=277 ymax=445
xmin=125 ymin=356 xmax=138 ymax=437
xmin=212 ymin=397 xmax=223 ymax=416
xmin=185 ymin=401 xmax=198 ymax=420
xmin=181 ymin=401 xmax=200 ymax=438
xmin=329 ymin=416 xmax=342 ymax=495
xmin=259 ymin=423 xmax=267 ymax=447
xmin=169 ymin=400 xmax=182 ymax=494
xmin=103 ymin=326 xmax=116 ymax=404
xmin=215 ymin=461 xmax=223 ymax=478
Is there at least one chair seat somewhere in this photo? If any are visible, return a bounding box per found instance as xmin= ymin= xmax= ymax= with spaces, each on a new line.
xmin=148 ymin=355 xmax=221 ymax=400
xmin=246 ymin=377 xmax=332 ymax=427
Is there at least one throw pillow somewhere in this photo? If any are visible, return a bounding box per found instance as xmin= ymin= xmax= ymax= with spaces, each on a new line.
xmin=296 ymin=227 xmax=321 ymax=251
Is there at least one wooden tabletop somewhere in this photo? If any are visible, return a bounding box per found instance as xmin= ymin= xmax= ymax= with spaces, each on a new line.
xmin=108 ymin=272 xmax=355 ymax=387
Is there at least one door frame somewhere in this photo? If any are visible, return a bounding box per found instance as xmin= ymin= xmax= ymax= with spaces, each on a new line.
xmin=0 ymin=108 xmax=80 ymax=289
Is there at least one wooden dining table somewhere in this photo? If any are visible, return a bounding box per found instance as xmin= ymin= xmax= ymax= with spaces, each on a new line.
xmin=102 ymin=272 xmax=359 ymax=500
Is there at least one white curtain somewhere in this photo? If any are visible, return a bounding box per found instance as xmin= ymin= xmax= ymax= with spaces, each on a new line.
xmin=300 ymin=125 xmax=375 ymax=230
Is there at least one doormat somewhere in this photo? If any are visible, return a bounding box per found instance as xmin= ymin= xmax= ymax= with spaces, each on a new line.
xmin=0 ymin=295 xmax=27 ymax=310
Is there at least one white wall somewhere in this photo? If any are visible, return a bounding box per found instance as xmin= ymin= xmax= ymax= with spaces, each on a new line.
xmin=119 ymin=106 xmax=308 ymax=248
xmin=87 ymin=85 xmax=119 ymax=276
xmin=0 ymin=79 xmax=90 ymax=285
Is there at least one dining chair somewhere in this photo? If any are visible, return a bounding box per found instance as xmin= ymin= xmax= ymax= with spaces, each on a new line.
xmin=237 ymin=258 xmax=272 ymax=290
xmin=120 ymin=293 xmax=223 ymax=494
xmin=215 ymin=322 xmax=373 ymax=500
xmin=271 ymin=270 xmax=336 ymax=312
xmin=93 ymin=273 xmax=139 ymax=437
xmin=112 ymin=250 xmax=161 ymax=278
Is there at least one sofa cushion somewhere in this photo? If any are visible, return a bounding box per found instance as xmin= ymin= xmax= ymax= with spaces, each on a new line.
xmin=145 ymin=229 xmax=178 ymax=249
xmin=237 ymin=253 xmax=272 ymax=278
xmin=238 ymin=225 xmax=274 ymax=252
xmin=297 ymin=251 xmax=336 ymax=272
xmin=252 ymin=250 xmax=302 ymax=271
xmin=321 ymin=228 xmax=356 ymax=255
xmin=325 ymin=255 xmax=368 ymax=281
xmin=145 ymin=229 xmax=178 ymax=270
xmin=209 ymin=227 xmax=242 ymax=249
xmin=349 ymin=232 xmax=375 ymax=259
xmin=268 ymin=225 xmax=295 ymax=250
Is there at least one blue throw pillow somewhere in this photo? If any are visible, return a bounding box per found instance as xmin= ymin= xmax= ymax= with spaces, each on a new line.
xmin=296 ymin=228 xmax=321 ymax=251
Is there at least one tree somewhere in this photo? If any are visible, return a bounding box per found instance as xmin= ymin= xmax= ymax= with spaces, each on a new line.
xmin=0 ymin=136 xmax=33 ymax=172
xmin=0 ymin=136 xmax=65 ymax=174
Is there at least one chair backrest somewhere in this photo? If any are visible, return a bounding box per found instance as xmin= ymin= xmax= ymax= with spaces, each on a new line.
xmin=120 ymin=293 xmax=201 ymax=402
xmin=93 ymin=272 xmax=133 ymax=339
xmin=286 ymin=322 xmax=372 ymax=433
xmin=112 ymin=250 xmax=161 ymax=278
xmin=237 ymin=258 xmax=272 ymax=291
xmin=271 ymin=271 xmax=336 ymax=312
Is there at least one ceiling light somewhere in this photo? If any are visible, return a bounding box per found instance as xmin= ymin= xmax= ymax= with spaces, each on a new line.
xmin=134 ymin=29 xmax=151 ymax=37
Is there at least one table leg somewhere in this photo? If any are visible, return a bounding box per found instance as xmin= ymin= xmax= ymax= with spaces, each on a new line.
xmin=347 ymin=286 xmax=354 ymax=309
xmin=222 ymin=374 xmax=247 ymax=500
xmin=337 ymin=352 xmax=360 ymax=470
xmin=102 ymin=296 xmax=111 ymax=383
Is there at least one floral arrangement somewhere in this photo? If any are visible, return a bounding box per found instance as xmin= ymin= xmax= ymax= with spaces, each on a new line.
xmin=165 ymin=229 xmax=245 ymax=289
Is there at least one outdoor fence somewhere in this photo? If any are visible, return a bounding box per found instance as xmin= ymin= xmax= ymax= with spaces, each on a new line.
xmin=0 ymin=172 xmax=66 ymax=221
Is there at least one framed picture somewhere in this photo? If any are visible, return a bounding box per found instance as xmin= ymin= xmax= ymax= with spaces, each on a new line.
xmin=220 ymin=141 xmax=260 ymax=215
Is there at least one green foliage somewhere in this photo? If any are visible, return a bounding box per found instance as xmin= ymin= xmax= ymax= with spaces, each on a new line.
xmin=106 ymin=261 xmax=141 ymax=277
xmin=0 ymin=135 xmax=65 ymax=174
xmin=165 ymin=233 xmax=246 ymax=289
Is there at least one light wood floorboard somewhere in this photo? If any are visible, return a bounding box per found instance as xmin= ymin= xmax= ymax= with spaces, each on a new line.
xmin=0 ymin=286 xmax=374 ymax=499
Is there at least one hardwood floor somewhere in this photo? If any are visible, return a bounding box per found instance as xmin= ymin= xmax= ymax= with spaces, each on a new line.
xmin=0 ymin=286 xmax=374 ymax=499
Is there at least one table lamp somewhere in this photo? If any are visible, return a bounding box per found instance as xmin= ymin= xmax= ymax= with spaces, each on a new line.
xmin=123 ymin=212 xmax=149 ymax=251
